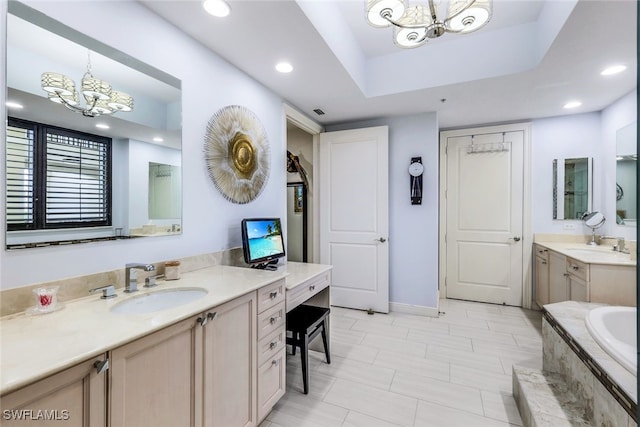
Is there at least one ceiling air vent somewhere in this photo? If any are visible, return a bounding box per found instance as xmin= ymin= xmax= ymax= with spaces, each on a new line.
xmin=313 ymin=108 xmax=325 ymax=116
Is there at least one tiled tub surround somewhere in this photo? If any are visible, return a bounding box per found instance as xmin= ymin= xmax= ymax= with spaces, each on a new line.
xmin=513 ymin=301 xmax=637 ymax=427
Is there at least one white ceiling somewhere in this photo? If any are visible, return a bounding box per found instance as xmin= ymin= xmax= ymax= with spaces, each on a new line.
xmin=146 ymin=1 xmax=634 ymax=128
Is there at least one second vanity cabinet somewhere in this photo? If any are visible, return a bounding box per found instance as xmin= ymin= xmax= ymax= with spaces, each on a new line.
xmin=534 ymin=243 xmax=635 ymax=307
xmin=534 ymin=246 xmax=550 ymax=306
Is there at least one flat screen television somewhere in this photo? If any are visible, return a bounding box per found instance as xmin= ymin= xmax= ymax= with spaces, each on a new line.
xmin=241 ymin=218 xmax=285 ymax=269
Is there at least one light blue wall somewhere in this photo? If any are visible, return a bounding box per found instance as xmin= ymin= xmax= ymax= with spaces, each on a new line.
xmin=1 ymin=1 xmax=286 ymax=288
xmin=531 ymin=90 xmax=636 ymax=240
xmin=1 ymin=1 xmax=634 ymax=301
xmin=531 ymin=112 xmax=603 ymax=234
xmin=326 ymin=113 xmax=440 ymax=309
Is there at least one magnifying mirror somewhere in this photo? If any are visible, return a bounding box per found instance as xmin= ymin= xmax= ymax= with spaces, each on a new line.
xmin=582 ymin=211 xmax=606 ymax=246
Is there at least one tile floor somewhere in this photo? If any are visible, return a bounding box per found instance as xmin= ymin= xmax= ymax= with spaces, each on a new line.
xmin=260 ymin=298 xmax=543 ymax=427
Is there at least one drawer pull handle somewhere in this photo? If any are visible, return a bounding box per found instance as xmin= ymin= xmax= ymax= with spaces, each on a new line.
xmin=270 ymin=341 xmax=278 ymax=350
xmin=270 ymin=291 xmax=278 ymax=299
xmin=272 ymin=359 xmax=280 ymax=367
xmin=270 ymin=316 xmax=280 ymax=324
xmin=564 ymin=273 xmax=570 ymax=277
xmin=309 ymin=285 xmax=315 ymax=291
xmin=572 ymin=265 xmax=579 ymax=271
xmin=197 ymin=316 xmax=208 ymax=327
xmin=207 ymin=312 xmax=217 ymax=321
xmin=94 ymin=359 xmax=109 ymax=375
xmin=541 ymin=261 xmax=547 ymax=265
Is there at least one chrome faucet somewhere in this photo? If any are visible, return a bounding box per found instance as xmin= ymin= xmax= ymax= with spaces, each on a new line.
xmin=602 ymin=236 xmax=628 ymax=253
xmin=125 ymin=263 xmax=155 ymax=293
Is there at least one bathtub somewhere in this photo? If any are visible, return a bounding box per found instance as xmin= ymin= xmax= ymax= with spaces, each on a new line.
xmin=585 ymin=306 xmax=637 ymax=376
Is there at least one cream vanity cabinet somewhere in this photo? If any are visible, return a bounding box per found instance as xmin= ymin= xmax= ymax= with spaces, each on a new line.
xmin=548 ymin=251 xmax=570 ymax=303
xmin=534 ymin=245 xmax=550 ymax=306
xmin=255 ymin=280 xmax=286 ymax=423
xmin=110 ymin=313 xmax=202 ymax=426
xmin=0 ymin=278 xmax=289 ymax=427
xmin=534 ymin=244 xmax=635 ymax=306
xmin=0 ymin=356 xmax=107 ymax=427
xmin=110 ymin=280 xmax=286 ymax=427
xmin=110 ymin=291 xmax=258 ymax=427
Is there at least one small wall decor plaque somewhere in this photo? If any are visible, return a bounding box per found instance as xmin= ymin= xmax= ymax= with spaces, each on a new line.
xmin=204 ymin=105 xmax=270 ymax=204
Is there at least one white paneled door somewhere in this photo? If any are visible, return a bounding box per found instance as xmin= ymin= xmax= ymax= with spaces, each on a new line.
xmin=319 ymin=126 xmax=389 ymax=313
xmin=445 ymin=130 xmax=524 ymax=306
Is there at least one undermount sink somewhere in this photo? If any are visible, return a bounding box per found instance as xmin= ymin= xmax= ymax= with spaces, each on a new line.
xmin=110 ymin=287 xmax=207 ymax=314
xmin=566 ymin=248 xmax=626 ymax=258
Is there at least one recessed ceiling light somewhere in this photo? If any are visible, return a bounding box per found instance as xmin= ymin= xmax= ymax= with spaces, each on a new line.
xmin=601 ymin=65 xmax=627 ymax=76
xmin=203 ymin=0 xmax=230 ymax=17
xmin=6 ymin=101 xmax=23 ymax=109
xmin=275 ymin=62 xmax=293 ymax=73
xmin=96 ymin=123 xmax=110 ymax=129
xmin=563 ymin=101 xmax=582 ymax=109
xmin=153 ymin=137 xmax=164 ymax=142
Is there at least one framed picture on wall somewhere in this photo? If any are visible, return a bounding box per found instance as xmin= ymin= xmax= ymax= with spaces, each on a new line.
xmin=294 ymin=185 xmax=304 ymax=213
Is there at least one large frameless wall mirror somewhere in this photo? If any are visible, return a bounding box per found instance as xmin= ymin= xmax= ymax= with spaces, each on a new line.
xmin=615 ymin=122 xmax=637 ymax=226
xmin=553 ymin=157 xmax=592 ymax=220
xmin=5 ymin=2 xmax=182 ymax=249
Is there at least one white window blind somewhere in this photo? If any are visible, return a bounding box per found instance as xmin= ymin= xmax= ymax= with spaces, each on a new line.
xmin=6 ymin=118 xmax=111 ymax=230
xmin=6 ymin=124 xmax=35 ymax=227
xmin=45 ymin=131 xmax=109 ymax=224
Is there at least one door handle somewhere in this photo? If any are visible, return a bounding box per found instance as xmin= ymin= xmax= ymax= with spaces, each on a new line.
xmin=375 ymin=237 xmax=387 ymax=243
xmin=94 ymin=359 xmax=109 ymax=375
xmin=510 ymin=236 xmax=521 ymax=242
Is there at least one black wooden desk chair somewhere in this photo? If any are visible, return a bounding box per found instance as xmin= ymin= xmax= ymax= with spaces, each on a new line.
xmin=285 ymin=304 xmax=331 ymax=394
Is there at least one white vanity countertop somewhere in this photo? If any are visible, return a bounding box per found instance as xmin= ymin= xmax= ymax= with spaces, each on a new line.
xmin=282 ymin=261 xmax=332 ymax=290
xmin=535 ymin=242 xmax=636 ymax=266
xmin=0 ymin=264 xmax=299 ymax=395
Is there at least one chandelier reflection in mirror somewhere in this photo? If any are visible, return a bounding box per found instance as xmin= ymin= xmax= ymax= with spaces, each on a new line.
xmin=41 ymin=50 xmax=134 ymax=117
xmin=366 ymin=0 xmax=492 ymax=48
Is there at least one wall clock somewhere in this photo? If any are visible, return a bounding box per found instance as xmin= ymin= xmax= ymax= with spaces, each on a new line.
xmin=409 ymin=156 xmax=423 ymax=205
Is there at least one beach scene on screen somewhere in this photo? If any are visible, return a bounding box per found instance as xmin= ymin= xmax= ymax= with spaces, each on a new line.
xmin=247 ymin=219 xmax=284 ymax=259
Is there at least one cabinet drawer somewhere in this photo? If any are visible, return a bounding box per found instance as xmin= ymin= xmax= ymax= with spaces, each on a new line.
xmin=534 ymin=245 xmax=550 ymax=262
xmin=286 ymin=272 xmax=330 ymax=312
xmin=566 ymin=257 xmax=589 ymax=282
xmin=257 ymin=303 xmax=285 ymax=339
xmin=257 ymin=348 xmax=286 ymax=422
xmin=258 ymin=327 xmax=285 ymax=365
xmin=257 ymin=279 xmax=285 ymax=314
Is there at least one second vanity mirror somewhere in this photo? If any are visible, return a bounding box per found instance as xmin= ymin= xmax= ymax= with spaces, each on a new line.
xmin=5 ymin=2 xmax=182 ymax=249
xmin=615 ymin=122 xmax=637 ymax=226
xmin=553 ymin=157 xmax=593 ymax=220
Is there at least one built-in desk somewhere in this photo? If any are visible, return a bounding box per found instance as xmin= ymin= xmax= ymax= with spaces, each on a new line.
xmin=281 ymin=261 xmax=332 ymax=312
xmin=280 ymin=261 xmax=332 ymax=353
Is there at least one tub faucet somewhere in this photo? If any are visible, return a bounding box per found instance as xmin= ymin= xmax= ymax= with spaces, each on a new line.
xmin=125 ymin=263 xmax=155 ymax=293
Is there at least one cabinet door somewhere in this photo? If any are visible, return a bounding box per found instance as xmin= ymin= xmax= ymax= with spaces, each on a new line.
xmin=568 ymin=275 xmax=588 ymax=302
xmin=548 ymin=251 xmax=569 ymax=303
xmin=534 ymin=255 xmax=550 ymax=306
xmin=110 ymin=315 xmax=202 ymax=427
xmin=202 ymin=291 xmax=257 ymax=427
xmin=1 ymin=356 xmax=107 ymax=427
xmin=257 ymin=348 xmax=286 ymax=422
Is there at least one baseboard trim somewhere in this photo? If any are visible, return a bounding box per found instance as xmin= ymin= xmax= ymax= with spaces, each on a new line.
xmin=389 ymin=302 xmax=439 ymax=318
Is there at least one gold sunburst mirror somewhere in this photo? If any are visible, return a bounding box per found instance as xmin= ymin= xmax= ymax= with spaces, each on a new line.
xmin=204 ymin=105 xmax=270 ymax=204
